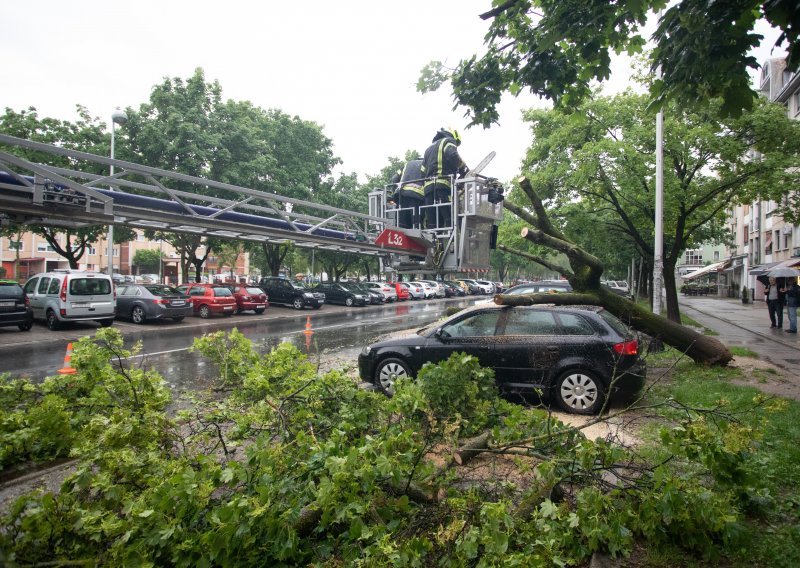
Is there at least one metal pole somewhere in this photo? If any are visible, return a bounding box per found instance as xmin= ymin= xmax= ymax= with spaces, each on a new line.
xmin=107 ymin=120 xmax=115 ymax=276
xmin=159 ymin=238 xmax=163 ymax=284
xmin=653 ymin=19 xmax=664 ymax=316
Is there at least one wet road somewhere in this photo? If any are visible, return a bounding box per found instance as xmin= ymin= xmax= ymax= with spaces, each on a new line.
xmin=0 ymin=298 xmax=482 ymax=386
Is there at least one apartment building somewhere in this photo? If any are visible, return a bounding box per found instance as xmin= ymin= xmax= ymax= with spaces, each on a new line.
xmin=724 ymin=57 xmax=800 ymax=299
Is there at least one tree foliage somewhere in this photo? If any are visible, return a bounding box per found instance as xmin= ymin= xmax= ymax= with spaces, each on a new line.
xmin=0 ymin=330 xmax=788 ymax=565
xmin=516 ymin=92 xmax=800 ymax=321
xmin=418 ymin=0 xmax=800 ymax=126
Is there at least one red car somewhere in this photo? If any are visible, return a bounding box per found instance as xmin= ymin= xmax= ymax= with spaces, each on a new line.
xmin=227 ymin=285 xmax=269 ymax=314
xmin=175 ymin=283 xmax=237 ymax=318
xmin=391 ymin=282 xmax=410 ymax=301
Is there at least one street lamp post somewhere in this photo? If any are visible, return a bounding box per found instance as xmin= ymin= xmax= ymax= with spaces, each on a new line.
xmin=108 ymin=108 xmax=128 ymax=276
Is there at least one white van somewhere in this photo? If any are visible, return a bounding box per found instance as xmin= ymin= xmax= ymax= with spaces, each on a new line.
xmin=23 ymin=270 xmax=116 ymax=330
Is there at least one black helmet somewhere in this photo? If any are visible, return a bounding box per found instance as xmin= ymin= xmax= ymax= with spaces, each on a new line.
xmin=432 ymin=127 xmax=461 ymax=145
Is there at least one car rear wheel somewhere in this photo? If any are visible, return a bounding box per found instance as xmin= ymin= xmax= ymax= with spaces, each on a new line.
xmin=345 ymin=297 xmax=354 ymax=307
xmin=198 ymin=305 xmax=211 ymax=319
xmin=131 ymin=306 xmax=146 ymax=324
xmin=100 ymin=319 xmax=114 ymax=328
xmin=18 ymin=321 xmax=32 ymax=331
xmin=554 ymin=369 xmax=605 ymax=415
xmin=293 ymin=298 xmax=304 ymax=310
xmin=172 ymin=317 xmax=185 ymax=323
xmin=375 ymin=357 xmax=411 ymax=396
xmin=254 ymin=308 xmax=265 ymax=315
xmin=46 ymin=310 xmax=61 ymax=331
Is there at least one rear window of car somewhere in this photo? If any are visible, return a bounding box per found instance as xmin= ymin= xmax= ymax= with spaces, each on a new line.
xmin=598 ymin=309 xmax=630 ymax=337
xmin=146 ymin=285 xmax=179 ymax=296
xmin=556 ymin=313 xmax=595 ymax=335
xmin=69 ymin=278 xmax=112 ymax=296
xmin=246 ymin=287 xmax=263 ymax=295
xmin=503 ymin=309 xmax=559 ymax=335
xmin=212 ymin=287 xmax=233 ymax=296
xmin=0 ymin=282 xmax=22 ymax=295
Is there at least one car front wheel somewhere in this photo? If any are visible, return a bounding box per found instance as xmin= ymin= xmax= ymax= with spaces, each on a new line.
xmin=375 ymin=357 xmax=411 ymax=396
xmin=132 ymin=306 xmax=146 ymax=324
xmin=554 ymin=370 xmax=605 ymax=415
xmin=18 ymin=321 xmax=32 ymax=331
xmin=345 ymin=297 xmax=354 ymax=307
xmin=198 ymin=305 xmax=211 ymax=319
xmin=254 ymin=308 xmax=265 ymax=315
xmin=293 ymin=297 xmax=304 ymax=310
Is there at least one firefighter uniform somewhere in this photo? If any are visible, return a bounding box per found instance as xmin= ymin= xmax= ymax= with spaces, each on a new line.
xmin=421 ymin=128 xmax=466 ymax=230
xmin=395 ymin=159 xmax=424 ymax=229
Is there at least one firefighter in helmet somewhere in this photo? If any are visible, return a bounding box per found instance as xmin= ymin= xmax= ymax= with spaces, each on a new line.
xmin=421 ymin=127 xmax=468 ymax=231
xmin=391 ymin=158 xmax=425 ymax=229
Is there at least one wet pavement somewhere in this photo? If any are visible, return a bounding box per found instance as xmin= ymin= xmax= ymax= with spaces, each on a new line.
xmin=678 ymin=295 xmax=800 ymax=380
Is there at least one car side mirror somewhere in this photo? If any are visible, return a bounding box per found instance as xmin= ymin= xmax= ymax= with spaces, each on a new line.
xmin=435 ymin=328 xmax=450 ymax=340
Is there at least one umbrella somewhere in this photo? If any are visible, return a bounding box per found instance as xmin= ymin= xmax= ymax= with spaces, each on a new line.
xmin=766 ymin=266 xmax=800 ymax=278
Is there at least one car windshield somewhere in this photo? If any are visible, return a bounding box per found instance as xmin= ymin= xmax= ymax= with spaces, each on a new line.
xmin=145 ymin=285 xmax=180 ymax=296
xmin=290 ymin=282 xmax=306 ymax=290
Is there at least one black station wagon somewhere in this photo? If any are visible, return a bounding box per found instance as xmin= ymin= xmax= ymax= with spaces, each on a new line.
xmin=358 ymin=304 xmax=646 ymax=415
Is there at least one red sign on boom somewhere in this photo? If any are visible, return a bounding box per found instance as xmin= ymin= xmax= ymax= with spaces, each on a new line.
xmin=375 ymin=229 xmax=428 ymax=254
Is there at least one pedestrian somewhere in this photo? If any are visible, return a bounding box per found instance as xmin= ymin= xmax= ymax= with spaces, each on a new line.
xmin=782 ymin=279 xmax=798 ymax=333
xmin=764 ymin=276 xmax=785 ymax=328
xmin=393 ymin=159 xmax=425 ymax=229
xmin=421 ymin=127 xmax=468 ymax=231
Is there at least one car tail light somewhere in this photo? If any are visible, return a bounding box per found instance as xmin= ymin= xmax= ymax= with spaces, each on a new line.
xmin=613 ymin=340 xmax=639 ymax=356
xmin=24 ymin=295 xmax=30 ymax=307
xmin=155 ymin=299 xmax=170 ymax=305
xmin=60 ymin=308 xmax=67 ymax=317
xmin=60 ymin=277 xmax=68 ymax=302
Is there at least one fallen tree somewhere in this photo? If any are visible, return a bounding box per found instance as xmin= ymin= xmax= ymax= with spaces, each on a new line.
xmin=497 ymin=177 xmax=732 ymax=366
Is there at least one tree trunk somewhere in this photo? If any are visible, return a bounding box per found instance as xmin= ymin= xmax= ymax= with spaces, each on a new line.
xmin=495 ymin=289 xmax=732 ymax=365
xmin=662 ymin=257 xmax=681 ymax=322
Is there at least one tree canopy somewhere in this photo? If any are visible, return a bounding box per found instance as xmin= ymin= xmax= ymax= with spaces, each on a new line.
xmin=418 ymin=0 xmax=800 ymax=126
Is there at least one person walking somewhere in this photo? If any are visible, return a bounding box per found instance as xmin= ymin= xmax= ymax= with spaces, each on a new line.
xmin=421 ymin=128 xmax=468 ymax=231
xmin=764 ymin=276 xmax=785 ymax=328
xmin=783 ymin=279 xmax=798 ymax=333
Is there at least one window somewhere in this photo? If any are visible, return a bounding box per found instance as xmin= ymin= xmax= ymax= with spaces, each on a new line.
xmin=87 ymin=247 xmax=97 ymax=255
xmin=37 ymin=277 xmax=51 ymax=294
xmin=685 ymin=249 xmax=703 ymax=265
xmin=713 ymin=251 xmax=720 ymax=261
xmin=23 ymin=279 xmax=38 ymax=294
xmin=444 ymin=311 xmax=502 ymax=337
xmin=793 ymin=91 xmax=800 ymax=117
xmin=557 ymin=313 xmax=595 ymax=336
xmin=502 ymin=309 xmax=559 ymax=335
xmin=47 ymin=278 xmax=61 ymax=295
xmin=37 ymin=243 xmax=56 ymax=252
xmin=7 ymin=240 xmax=22 ymax=251
xmin=69 ymin=278 xmax=111 ymax=296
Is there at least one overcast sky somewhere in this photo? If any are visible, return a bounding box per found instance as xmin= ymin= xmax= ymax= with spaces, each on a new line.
xmin=1 ymin=1 xmax=787 ymax=184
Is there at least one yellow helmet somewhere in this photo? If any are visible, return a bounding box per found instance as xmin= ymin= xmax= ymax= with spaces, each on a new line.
xmin=433 ymin=127 xmax=462 ymax=146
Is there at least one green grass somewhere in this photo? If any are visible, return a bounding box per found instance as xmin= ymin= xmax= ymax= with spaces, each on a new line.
xmin=638 ymin=361 xmax=800 ymax=567
xmin=730 ymin=346 xmax=760 ymax=359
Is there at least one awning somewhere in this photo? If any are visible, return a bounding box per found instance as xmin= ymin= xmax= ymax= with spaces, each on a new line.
xmin=16 ymin=257 xmax=45 ymax=263
xmin=683 ymin=260 xmax=730 ymax=281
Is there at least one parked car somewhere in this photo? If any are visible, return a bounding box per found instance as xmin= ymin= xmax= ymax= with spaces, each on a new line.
xmin=0 ymin=279 xmax=33 ymax=331
xmin=313 ymin=282 xmax=367 ymax=307
xmin=441 ymin=281 xmax=466 ymax=297
xmin=259 ymin=276 xmax=325 ymax=309
xmin=344 ymin=282 xmax=384 ymax=304
xmin=359 ymin=304 xmax=646 ymax=415
xmin=23 ymin=270 xmax=116 ymax=330
xmin=403 ymin=282 xmax=426 ymax=300
xmin=456 ymin=279 xmax=483 ymax=295
xmin=474 ymin=280 xmax=496 ymax=294
xmin=362 ymin=281 xmax=397 ymax=302
xmin=116 ymin=284 xmax=192 ymax=323
xmin=391 ymin=282 xmax=410 ymax=301
xmin=494 ymin=282 xmax=506 ymax=293
xmin=175 ymin=283 xmax=237 ymax=318
xmin=418 ymin=280 xmax=446 ymax=298
xmin=504 ymin=280 xmax=573 ymax=295
xmin=227 ymin=285 xmax=269 ymax=314
xmin=409 ymin=281 xmax=436 ymax=299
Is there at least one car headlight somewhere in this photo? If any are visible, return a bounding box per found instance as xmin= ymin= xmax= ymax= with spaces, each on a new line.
xmin=304 ymin=292 xmax=313 ymax=298
xmin=361 ymin=345 xmax=372 ymax=356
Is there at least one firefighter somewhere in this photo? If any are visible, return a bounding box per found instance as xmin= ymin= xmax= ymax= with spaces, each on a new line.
xmin=393 ymin=159 xmax=425 ymax=229
xmin=421 ymin=127 xmax=468 ymax=231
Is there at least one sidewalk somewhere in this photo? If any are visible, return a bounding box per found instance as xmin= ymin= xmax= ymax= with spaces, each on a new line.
xmin=678 ymin=294 xmax=800 ymax=379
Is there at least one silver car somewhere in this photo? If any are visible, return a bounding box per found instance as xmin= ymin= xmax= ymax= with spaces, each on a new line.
xmin=403 ymin=282 xmax=426 ymax=300
xmin=363 ymin=282 xmax=398 ymax=302
xmin=23 ymin=270 xmax=116 ymax=330
xmin=418 ymin=280 xmax=446 ymax=298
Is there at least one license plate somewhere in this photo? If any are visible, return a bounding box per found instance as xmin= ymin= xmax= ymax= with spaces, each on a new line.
xmin=171 ymin=301 xmax=185 ymax=306
xmin=0 ymin=301 xmax=13 ymax=306
xmin=256 ymin=304 xmax=266 ymax=308
xmin=72 ymin=302 xmax=89 ymax=307
xmin=223 ymin=306 xmax=233 ymax=310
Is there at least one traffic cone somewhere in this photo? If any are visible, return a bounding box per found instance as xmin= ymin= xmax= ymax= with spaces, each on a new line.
xmin=57 ymin=343 xmax=77 ymax=375
xmin=303 ymin=315 xmax=314 ymax=335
